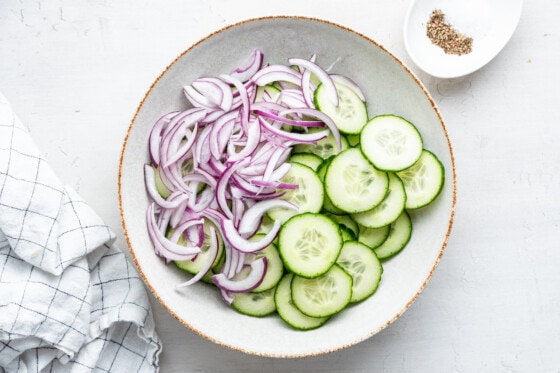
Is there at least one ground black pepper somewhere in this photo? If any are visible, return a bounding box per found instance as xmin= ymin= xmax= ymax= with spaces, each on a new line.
xmin=427 ymin=9 xmax=473 ymax=55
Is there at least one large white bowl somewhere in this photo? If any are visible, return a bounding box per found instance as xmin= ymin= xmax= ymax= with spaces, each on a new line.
xmin=119 ymin=16 xmax=456 ymax=357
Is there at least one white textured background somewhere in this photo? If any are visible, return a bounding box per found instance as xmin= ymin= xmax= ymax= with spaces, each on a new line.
xmin=1 ymin=0 xmax=559 ymax=371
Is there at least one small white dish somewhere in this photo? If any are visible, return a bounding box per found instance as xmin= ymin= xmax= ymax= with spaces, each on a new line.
xmin=404 ymin=0 xmax=523 ymax=78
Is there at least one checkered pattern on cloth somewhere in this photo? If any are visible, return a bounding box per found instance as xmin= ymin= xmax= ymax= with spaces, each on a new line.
xmin=0 ymin=92 xmax=161 ymax=372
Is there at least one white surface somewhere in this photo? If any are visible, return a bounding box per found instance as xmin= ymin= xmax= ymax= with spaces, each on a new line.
xmin=404 ymin=0 xmax=523 ymax=78
xmin=1 ymin=0 xmax=559 ymax=371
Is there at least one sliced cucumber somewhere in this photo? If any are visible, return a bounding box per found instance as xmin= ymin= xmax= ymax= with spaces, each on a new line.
xmin=153 ymin=166 xmax=172 ymax=198
xmin=396 ymin=149 xmax=445 ymax=209
xmin=339 ymin=225 xmax=356 ymax=242
xmin=317 ymin=157 xmax=345 ymax=215
xmin=275 ymin=273 xmax=329 ymax=330
xmin=314 ymin=81 xmax=368 ymax=135
xmin=247 ymin=237 xmax=283 ymax=293
xmin=232 ymin=288 xmax=276 ymax=317
xmin=351 ymin=172 xmax=406 ymax=228
xmin=292 ymin=128 xmax=349 ymax=159
xmin=346 ymin=134 xmax=360 ymax=147
xmin=360 ymin=115 xmax=423 ymax=171
xmin=173 ymin=219 xmax=224 ymax=275
xmin=255 ymin=84 xmax=281 ymax=102
xmin=324 ymin=148 xmax=389 ymax=213
xmin=267 ymin=163 xmax=324 ymax=224
xmin=291 ymin=264 xmax=353 ymax=318
xmin=278 ymin=213 xmax=342 ymax=278
xmin=357 ymin=224 xmax=391 ymax=250
xmin=288 ymin=152 xmax=323 ymax=171
xmin=256 ymin=214 xmax=276 ymax=235
xmin=373 ymin=211 xmax=412 ymax=260
xmin=336 ymin=241 xmax=383 ymax=303
xmin=326 ymin=213 xmax=359 ymax=238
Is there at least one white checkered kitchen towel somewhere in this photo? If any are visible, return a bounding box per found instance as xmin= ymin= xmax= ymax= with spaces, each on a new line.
xmin=0 ymin=92 xmax=161 ymax=372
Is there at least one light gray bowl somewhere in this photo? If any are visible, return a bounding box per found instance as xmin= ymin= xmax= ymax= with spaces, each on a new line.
xmin=119 ymin=16 xmax=456 ymax=357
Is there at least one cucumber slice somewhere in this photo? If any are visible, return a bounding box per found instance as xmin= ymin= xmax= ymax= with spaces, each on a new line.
xmin=267 ymin=163 xmax=324 ymax=224
xmin=292 ymin=128 xmax=349 ymax=159
xmin=351 ymin=172 xmax=406 ymax=228
xmin=314 ymin=81 xmax=368 ymax=134
xmin=324 ymin=148 xmax=389 ymax=213
xmin=278 ymin=213 xmax=342 ymax=278
xmin=336 ymin=241 xmax=383 ymax=303
xmin=339 ymin=225 xmax=356 ymax=242
xmin=317 ymin=157 xmax=345 ymax=215
xmin=288 ymin=153 xmax=323 ymax=171
xmin=326 ymin=213 xmax=359 ymax=237
xmin=360 ymin=115 xmax=423 ymax=171
xmin=373 ymin=211 xmax=412 ymax=260
xmin=232 ymin=288 xmax=276 ymax=317
xmin=173 ymin=219 xmax=224 ymax=274
xmin=275 ymin=273 xmax=329 ymax=330
xmin=255 ymin=84 xmax=281 ymax=102
xmin=346 ymin=134 xmax=360 ymax=147
xmin=247 ymin=237 xmax=283 ymax=293
xmin=358 ymin=224 xmax=391 ymax=250
xmin=396 ymin=149 xmax=445 ymax=209
xmin=256 ymin=214 xmax=276 ymax=235
xmin=291 ymin=264 xmax=353 ymax=318
xmin=153 ymin=166 xmax=172 ymax=198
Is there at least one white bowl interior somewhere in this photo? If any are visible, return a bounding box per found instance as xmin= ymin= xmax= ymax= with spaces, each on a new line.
xmin=119 ymin=16 xmax=455 ymax=357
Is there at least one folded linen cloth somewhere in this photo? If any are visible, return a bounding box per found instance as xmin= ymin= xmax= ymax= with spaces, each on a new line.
xmin=0 ymin=92 xmax=161 ymax=372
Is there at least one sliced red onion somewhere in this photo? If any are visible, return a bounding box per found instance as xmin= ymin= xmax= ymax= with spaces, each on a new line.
xmin=227 ymin=118 xmax=261 ymax=163
xmin=220 ymin=74 xmax=251 ymax=127
xmin=169 ymin=198 xmax=190 ymax=229
xmin=189 ymin=187 xmax=215 ymax=212
xmin=225 ymin=248 xmax=246 ymax=279
xmin=220 ymin=289 xmax=235 ymax=304
xmin=184 ymin=218 xmax=204 ymax=247
xmin=201 ymin=108 xmax=226 ymax=124
xmin=250 ymin=179 xmax=298 ymax=190
xmin=288 ymin=57 xmax=339 ymax=107
xmin=193 ymin=124 xmax=212 ymax=169
xmin=162 ymin=123 xmax=199 ymax=168
xmin=279 ymin=89 xmax=308 ymax=109
xmin=215 ymin=158 xmax=250 ymax=219
xmin=230 ymin=49 xmax=264 ymax=82
xmin=252 ymin=108 xmax=323 ymax=127
xmin=210 ymin=111 xmax=237 ymax=160
xmin=167 ymin=217 xmax=205 ymax=244
xmin=238 ymin=199 xmax=298 ymax=236
xmin=261 ymin=148 xmax=288 ymax=182
xmin=267 ymin=161 xmax=292 ymax=181
xmin=156 ymin=165 xmax=175 ymax=194
xmin=191 ymin=77 xmax=233 ymax=112
xmin=331 ymin=74 xmax=366 ymax=101
xmin=159 ymin=108 xmax=205 ymax=168
xmin=149 ymin=111 xmax=179 ymax=167
xmin=258 ymin=117 xmax=329 ymax=144
xmin=221 ymin=218 xmax=281 ymax=254
xmin=212 ymin=257 xmax=268 ymax=293
xmin=281 ymin=107 xmax=342 ymax=151
xmin=251 ymin=64 xmax=302 ymax=87
xmin=176 ymin=226 xmax=219 ymax=288
xmin=301 ymin=69 xmax=315 ymax=108
xmin=144 ymin=164 xmax=189 ymax=209
xmin=145 ymin=50 xmax=355 ymax=307
xmin=230 ymin=173 xmax=265 ymax=195
xmin=146 ymin=203 xmax=200 ymax=262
